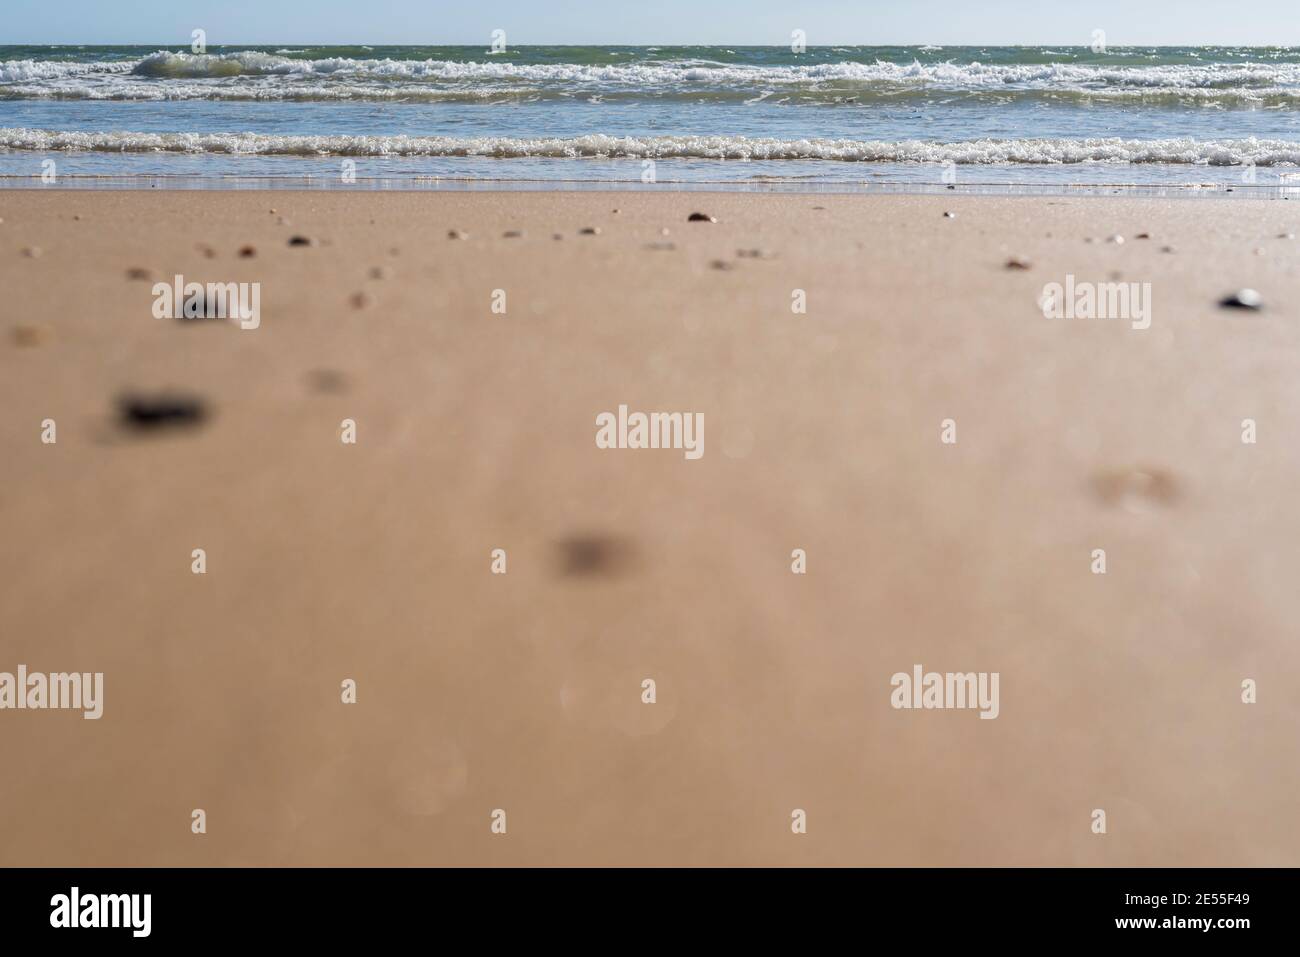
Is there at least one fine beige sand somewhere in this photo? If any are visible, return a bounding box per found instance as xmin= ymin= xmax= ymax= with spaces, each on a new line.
xmin=1 ymin=189 xmax=1298 ymax=866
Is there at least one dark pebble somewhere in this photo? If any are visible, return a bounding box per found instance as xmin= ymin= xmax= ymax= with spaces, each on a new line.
xmin=687 ymin=212 xmax=716 ymax=223
xmin=239 ymin=245 xmax=256 ymax=258
xmin=557 ymin=535 xmax=635 ymax=579
xmin=287 ymin=236 xmax=314 ymax=247
xmin=118 ymin=394 xmax=208 ymax=431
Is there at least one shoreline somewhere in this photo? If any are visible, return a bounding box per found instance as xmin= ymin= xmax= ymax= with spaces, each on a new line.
xmin=1 ymin=177 xmax=1296 ymax=198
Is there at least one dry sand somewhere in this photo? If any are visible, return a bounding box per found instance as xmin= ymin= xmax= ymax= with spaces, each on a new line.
xmin=1 ymin=189 xmax=1298 ymax=866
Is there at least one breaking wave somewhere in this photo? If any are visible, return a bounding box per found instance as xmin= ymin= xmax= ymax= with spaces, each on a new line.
xmin=3 ymin=128 xmax=1298 ymax=166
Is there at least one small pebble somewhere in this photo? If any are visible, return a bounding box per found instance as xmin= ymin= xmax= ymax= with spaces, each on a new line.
xmin=287 ymin=235 xmax=314 ymax=247
xmin=578 ymin=227 xmax=601 ymax=235
xmin=943 ymin=211 xmax=956 ymax=219
xmin=306 ymin=369 xmax=349 ymax=394
xmin=503 ymin=230 xmax=523 ymax=238
xmin=368 ymin=265 xmax=394 ymax=280
xmin=1160 ymin=245 xmax=1176 ymax=253
xmin=687 ymin=212 xmax=716 ymax=223
xmin=239 ymin=245 xmax=256 ymax=258
xmin=736 ymin=248 xmax=772 ymax=259
xmin=197 ymin=244 xmax=216 ymax=259
xmin=552 ymin=233 xmax=563 ymax=240
xmin=556 ymin=534 xmax=635 ymax=579
xmin=1279 ymin=232 xmax=1295 ymax=240
xmin=350 ymin=291 xmax=373 ymax=309
xmin=118 ymin=393 xmax=208 ymax=431
xmin=1136 ymin=232 xmax=1151 ymax=240
xmin=1004 ymin=257 xmax=1032 ymax=270
xmin=1107 ymin=234 xmax=1125 ymax=244
xmin=709 ymin=259 xmax=735 ymax=271
xmin=22 ymin=246 xmax=41 ymax=258
xmin=13 ymin=323 xmax=51 ymax=347
xmin=448 ymin=229 xmax=467 ymax=240
xmin=125 ymin=267 xmax=152 ymax=281
xmin=1219 ymin=289 xmax=1263 ymax=311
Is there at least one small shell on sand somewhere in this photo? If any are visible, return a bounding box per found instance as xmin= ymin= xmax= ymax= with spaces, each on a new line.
xmin=13 ymin=323 xmax=52 ymax=347
xmin=943 ymin=211 xmax=956 ymax=219
xmin=687 ymin=212 xmax=716 ymax=223
xmin=1107 ymin=234 xmax=1125 ymax=244
xmin=1219 ymin=289 xmax=1263 ymax=310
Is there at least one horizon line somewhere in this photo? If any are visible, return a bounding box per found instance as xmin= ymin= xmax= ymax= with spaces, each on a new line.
xmin=6 ymin=41 xmax=1300 ymax=49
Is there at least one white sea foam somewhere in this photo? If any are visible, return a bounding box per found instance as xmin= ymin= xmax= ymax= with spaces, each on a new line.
xmin=1 ymin=51 xmax=1299 ymax=103
xmin=2 ymin=128 xmax=1296 ymax=166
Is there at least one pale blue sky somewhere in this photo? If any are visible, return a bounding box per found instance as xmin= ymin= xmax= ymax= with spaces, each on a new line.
xmin=3 ymin=0 xmax=1296 ymax=46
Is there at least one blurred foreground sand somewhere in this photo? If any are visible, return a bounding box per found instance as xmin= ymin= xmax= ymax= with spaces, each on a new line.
xmin=1 ymin=190 xmax=1298 ymax=865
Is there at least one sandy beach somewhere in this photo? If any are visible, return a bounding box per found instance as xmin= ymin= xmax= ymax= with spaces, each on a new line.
xmin=2 ymin=188 xmax=1298 ymax=866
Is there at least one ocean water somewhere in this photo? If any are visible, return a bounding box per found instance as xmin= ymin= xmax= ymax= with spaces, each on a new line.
xmin=2 ymin=45 xmax=1299 ymax=191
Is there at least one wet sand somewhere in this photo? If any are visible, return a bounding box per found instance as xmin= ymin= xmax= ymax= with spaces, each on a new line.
xmin=1 ymin=189 xmax=1298 ymax=866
